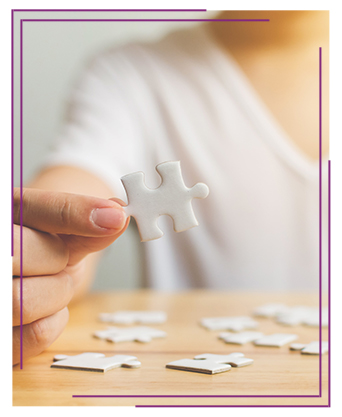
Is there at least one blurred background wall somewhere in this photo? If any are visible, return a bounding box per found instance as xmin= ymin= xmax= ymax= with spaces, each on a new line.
xmin=15 ymin=10 xmax=215 ymax=290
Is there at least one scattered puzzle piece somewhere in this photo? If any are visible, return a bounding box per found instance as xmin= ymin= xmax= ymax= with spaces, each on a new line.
xmin=93 ymin=326 xmax=167 ymax=343
xmin=200 ymin=316 xmax=258 ymax=331
xmin=219 ymin=331 xmax=264 ymax=345
xmin=253 ymin=303 xmax=288 ymax=318
xmin=51 ymin=353 xmax=141 ymax=373
xmin=98 ymin=310 xmax=167 ymax=325
xmin=166 ymin=352 xmax=253 ymax=375
xmin=253 ymin=333 xmax=298 ymax=347
xmin=253 ymin=304 xmax=328 ymax=327
xmin=275 ymin=306 xmax=323 ymax=326
xmin=121 ymin=161 xmax=209 ymax=241
xmin=166 ymin=358 xmax=230 ymax=375
xmin=289 ymin=341 xmax=329 ymax=355
xmin=194 ymin=353 xmax=254 ymax=367
xmin=300 ymin=307 xmax=329 ymax=327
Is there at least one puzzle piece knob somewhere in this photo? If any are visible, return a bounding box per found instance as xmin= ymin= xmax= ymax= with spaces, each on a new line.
xmin=122 ymin=360 xmax=141 ymax=368
xmin=191 ymin=183 xmax=209 ymax=199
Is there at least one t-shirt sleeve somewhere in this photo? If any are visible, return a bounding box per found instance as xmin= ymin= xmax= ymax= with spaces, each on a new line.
xmin=43 ymin=48 xmax=149 ymax=200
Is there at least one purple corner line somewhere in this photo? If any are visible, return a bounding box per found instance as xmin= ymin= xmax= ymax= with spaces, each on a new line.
xmin=21 ymin=19 xmax=270 ymax=22
xmin=19 ymin=17 xmax=24 ymax=369
xmin=13 ymin=9 xmax=208 ymax=12
xmin=11 ymin=9 xmax=269 ymax=373
xmin=72 ymin=395 xmax=320 ymax=398
xmin=328 ymin=160 xmax=331 ymax=407
xmin=11 ymin=10 xmax=14 ymax=257
xmin=319 ymin=46 xmax=322 ymax=397
xmin=11 ymin=13 xmax=269 ymax=258
xmin=13 ymin=8 xmax=269 ymax=375
xmin=135 ymin=405 xmax=330 ymax=408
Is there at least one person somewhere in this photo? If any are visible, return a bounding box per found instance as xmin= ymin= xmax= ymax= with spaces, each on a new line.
xmin=13 ymin=11 xmax=329 ymax=365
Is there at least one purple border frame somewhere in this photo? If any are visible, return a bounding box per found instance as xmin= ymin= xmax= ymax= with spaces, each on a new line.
xmin=13 ymin=9 xmax=208 ymax=12
xmin=12 ymin=9 xmax=330 ymax=408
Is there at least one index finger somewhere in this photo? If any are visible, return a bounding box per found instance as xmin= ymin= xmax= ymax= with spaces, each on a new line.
xmin=13 ymin=188 xmax=126 ymax=236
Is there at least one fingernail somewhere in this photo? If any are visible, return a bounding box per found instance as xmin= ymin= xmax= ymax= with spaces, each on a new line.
xmin=91 ymin=207 xmax=126 ymax=230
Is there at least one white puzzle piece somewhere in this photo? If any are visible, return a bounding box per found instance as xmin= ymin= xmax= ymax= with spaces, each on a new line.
xmin=194 ymin=353 xmax=254 ymax=367
xmin=253 ymin=333 xmax=298 ymax=347
xmin=51 ymin=353 xmax=141 ymax=373
xmin=275 ymin=306 xmax=328 ymax=327
xmin=219 ymin=331 xmax=264 ymax=345
xmin=301 ymin=307 xmax=328 ymax=327
xmin=200 ymin=316 xmax=258 ymax=331
xmin=289 ymin=341 xmax=329 ymax=355
xmin=166 ymin=352 xmax=253 ymax=375
xmin=99 ymin=310 xmax=167 ymax=325
xmin=252 ymin=304 xmax=328 ymax=327
xmin=93 ymin=326 xmax=167 ymax=343
xmin=253 ymin=303 xmax=288 ymax=318
xmin=276 ymin=306 xmax=314 ymax=326
xmin=121 ymin=161 xmax=209 ymax=241
xmin=166 ymin=358 xmax=231 ymax=375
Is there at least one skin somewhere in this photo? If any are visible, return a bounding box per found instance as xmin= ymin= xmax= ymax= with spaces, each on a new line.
xmin=13 ymin=11 xmax=329 ymax=365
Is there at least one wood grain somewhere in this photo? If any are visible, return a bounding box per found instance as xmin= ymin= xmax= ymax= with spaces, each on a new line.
xmin=13 ymin=290 xmax=329 ymax=406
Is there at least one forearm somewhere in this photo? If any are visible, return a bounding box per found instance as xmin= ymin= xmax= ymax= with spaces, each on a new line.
xmin=27 ymin=165 xmax=115 ymax=198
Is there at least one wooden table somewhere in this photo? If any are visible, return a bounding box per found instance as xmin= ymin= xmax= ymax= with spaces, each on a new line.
xmin=13 ymin=290 xmax=329 ymax=407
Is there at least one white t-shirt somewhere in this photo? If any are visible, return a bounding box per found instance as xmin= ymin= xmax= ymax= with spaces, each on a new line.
xmin=45 ymin=25 xmax=328 ymax=291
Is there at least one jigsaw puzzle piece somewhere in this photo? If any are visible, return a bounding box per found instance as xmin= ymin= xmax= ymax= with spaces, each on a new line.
xmin=121 ymin=161 xmax=209 ymax=241
xmin=253 ymin=333 xmax=298 ymax=347
xmin=98 ymin=310 xmax=167 ymax=325
xmin=93 ymin=326 xmax=167 ymax=343
xmin=200 ymin=316 xmax=258 ymax=331
xmin=253 ymin=303 xmax=288 ymax=318
xmin=166 ymin=352 xmax=253 ymax=374
xmin=289 ymin=341 xmax=329 ymax=355
xmin=194 ymin=353 xmax=254 ymax=367
xmin=274 ymin=306 xmax=328 ymax=327
xmin=301 ymin=307 xmax=329 ymax=327
xmin=219 ymin=331 xmax=264 ymax=345
xmin=275 ymin=306 xmax=316 ymax=326
xmin=51 ymin=353 xmax=141 ymax=372
xmin=166 ymin=358 xmax=232 ymax=374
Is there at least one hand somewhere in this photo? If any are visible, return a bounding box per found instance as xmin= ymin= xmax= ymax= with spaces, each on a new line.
xmin=12 ymin=188 xmax=128 ymax=365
